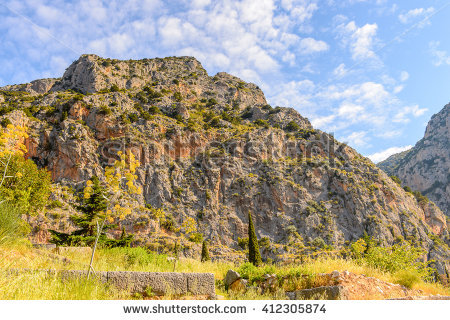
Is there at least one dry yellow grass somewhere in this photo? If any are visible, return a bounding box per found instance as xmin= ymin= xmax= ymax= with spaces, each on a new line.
xmin=1 ymin=243 xmax=448 ymax=300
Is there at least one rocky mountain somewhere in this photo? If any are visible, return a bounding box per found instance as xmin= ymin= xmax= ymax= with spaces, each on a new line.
xmin=1 ymin=54 xmax=449 ymax=277
xmin=379 ymin=104 xmax=449 ymax=215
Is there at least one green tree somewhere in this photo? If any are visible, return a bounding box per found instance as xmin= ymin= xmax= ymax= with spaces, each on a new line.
xmin=201 ymin=239 xmax=210 ymax=262
xmin=0 ymin=124 xmax=50 ymax=213
xmin=0 ymin=155 xmax=51 ymax=213
xmin=49 ymin=176 xmax=113 ymax=246
xmin=248 ymin=211 xmax=262 ymax=266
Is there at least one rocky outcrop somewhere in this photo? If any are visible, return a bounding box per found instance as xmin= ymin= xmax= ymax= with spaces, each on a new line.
xmin=1 ymin=78 xmax=59 ymax=95
xmin=379 ymin=104 xmax=449 ymax=215
xmin=1 ymin=55 xmax=449 ymax=278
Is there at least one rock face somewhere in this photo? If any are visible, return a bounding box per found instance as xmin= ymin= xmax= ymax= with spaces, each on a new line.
xmin=1 ymin=55 xmax=449 ymax=277
xmin=379 ymin=104 xmax=449 ymax=215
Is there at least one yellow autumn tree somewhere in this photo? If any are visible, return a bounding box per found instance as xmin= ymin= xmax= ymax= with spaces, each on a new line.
xmin=0 ymin=124 xmax=51 ymax=243
xmin=0 ymin=124 xmax=28 ymax=190
xmin=0 ymin=124 xmax=50 ymax=211
xmin=84 ymin=149 xmax=142 ymax=277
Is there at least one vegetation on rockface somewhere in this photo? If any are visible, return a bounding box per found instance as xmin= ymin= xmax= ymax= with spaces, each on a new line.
xmin=248 ymin=211 xmax=262 ymax=266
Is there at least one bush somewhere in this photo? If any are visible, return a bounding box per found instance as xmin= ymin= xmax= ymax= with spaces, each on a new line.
xmin=128 ymin=113 xmax=139 ymax=123
xmin=390 ymin=176 xmax=401 ymax=186
xmin=413 ymin=191 xmax=429 ymax=205
xmin=0 ymin=118 xmax=12 ymax=128
xmin=173 ymin=92 xmax=182 ymax=101
xmin=238 ymin=237 xmax=249 ymax=250
xmin=189 ymin=232 xmax=203 ymax=243
xmin=98 ymin=105 xmax=112 ymax=115
xmin=148 ymin=105 xmax=161 ymax=115
xmin=237 ymin=262 xmax=277 ymax=284
xmin=161 ymin=214 xmax=176 ymax=232
xmin=403 ymin=186 xmax=413 ymax=193
xmin=253 ymin=119 xmax=269 ymax=128
xmin=205 ymin=98 xmax=218 ymax=108
xmin=284 ymin=121 xmax=300 ymax=132
xmin=110 ymin=84 xmax=120 ymax=92
xmin=209 ymin=117 xmax=221 ymax=128
xmin=143 ymin=87 xmax=163 ymax=100
xmin=394 ymin=269 xmax=422 ymax=289
xmin=354 ymin=240 xmax=433 ymax=281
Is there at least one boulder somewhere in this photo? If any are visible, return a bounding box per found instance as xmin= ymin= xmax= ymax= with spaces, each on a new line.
xmin=224 ymin=269 xmax=241 ymax=287
xmin=230 ymin=279 xmax=248 ymax=292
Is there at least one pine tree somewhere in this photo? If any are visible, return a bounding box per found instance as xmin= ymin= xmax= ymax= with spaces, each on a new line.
xmin=201 ymin=239 xmax=210 ymax=262
xmin=248 ymin=211 xmax=262 ymax=266
xmin=72 ymin=176 xmax=108 ymax=238
xmin=50 ymin=176 xmax=112 ymax=246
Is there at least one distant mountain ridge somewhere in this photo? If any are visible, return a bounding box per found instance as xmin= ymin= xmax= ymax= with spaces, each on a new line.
xmin=378 ymin=104 xmax=449 ymax=215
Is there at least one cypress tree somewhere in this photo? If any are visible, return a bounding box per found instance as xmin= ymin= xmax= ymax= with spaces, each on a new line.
xmin=248 ymin=211 xmax=262 ymax=266
xmin=201 ymin=239 xmax=210 ymax=262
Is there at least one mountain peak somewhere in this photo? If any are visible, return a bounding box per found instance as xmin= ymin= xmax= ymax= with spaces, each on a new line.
xmin=50 ymin=54 xmax=208 ymax=94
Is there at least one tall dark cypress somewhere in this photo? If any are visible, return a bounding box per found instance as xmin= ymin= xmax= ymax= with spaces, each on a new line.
xmin=201 ymin=239 xmax=210 ymax=262
xmin=248 ymin=211 xmax=262 ymax=266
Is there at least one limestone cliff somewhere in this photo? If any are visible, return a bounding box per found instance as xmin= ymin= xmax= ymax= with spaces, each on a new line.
xmin=1 ymin=55 xmax=449 ymax=277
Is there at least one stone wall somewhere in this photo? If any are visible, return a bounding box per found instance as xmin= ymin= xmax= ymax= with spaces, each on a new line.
xmin=12 ymin=269 xmax=216 ymax=298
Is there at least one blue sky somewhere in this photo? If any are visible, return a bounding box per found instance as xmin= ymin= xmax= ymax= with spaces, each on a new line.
xmin=1 ymin=0 xmax=450 ymax=162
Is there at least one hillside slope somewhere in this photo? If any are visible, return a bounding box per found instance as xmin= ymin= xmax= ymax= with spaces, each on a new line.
xmin=1 ymin=54 xmax=449 ymax=277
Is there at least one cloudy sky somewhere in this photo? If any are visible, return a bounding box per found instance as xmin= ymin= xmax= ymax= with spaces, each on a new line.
xmin=1 ymin=0 xmax=450 ymax=162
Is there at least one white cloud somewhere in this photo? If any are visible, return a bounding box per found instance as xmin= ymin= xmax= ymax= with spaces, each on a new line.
xmin=301 ymin=63 xmax=317 ymax=74
xmin=337 ymin=102 xmax=364 ymax=120
xmin=282 ymin=51 xmax=296 ymax=65
xmin=393 ymin=85 xmax=404 ymax=94
xmin=190 ymin=0 xmax=211 ymax=9
xmin=376 ymin=130 xmax=402 ymax=139
xmin=318 ymin=82 xmax=389 ymax=108
xmin=337 ymin=20 xmax=378 ymax=61
xmin=393 ymin=105 xmax=428 ymax=123
xmin=400 ymin=71 xmax=409 ymax=82
xmin=429 ymin=41 xmax=450 ymax=66
xmin=298 ymin=37 xmax=329 ymax=54
xmin=398 ymin=7 xmax=434 ymax=25
xmin=333 ymin=63 xmax=348 ymax=78
xmin=368 ymin=145 xmax=412 ymax=163
xmin=311 ymin=114 xmax=336 ymax=128
xmin=341 ymin=131 xmax=370 ymax=148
